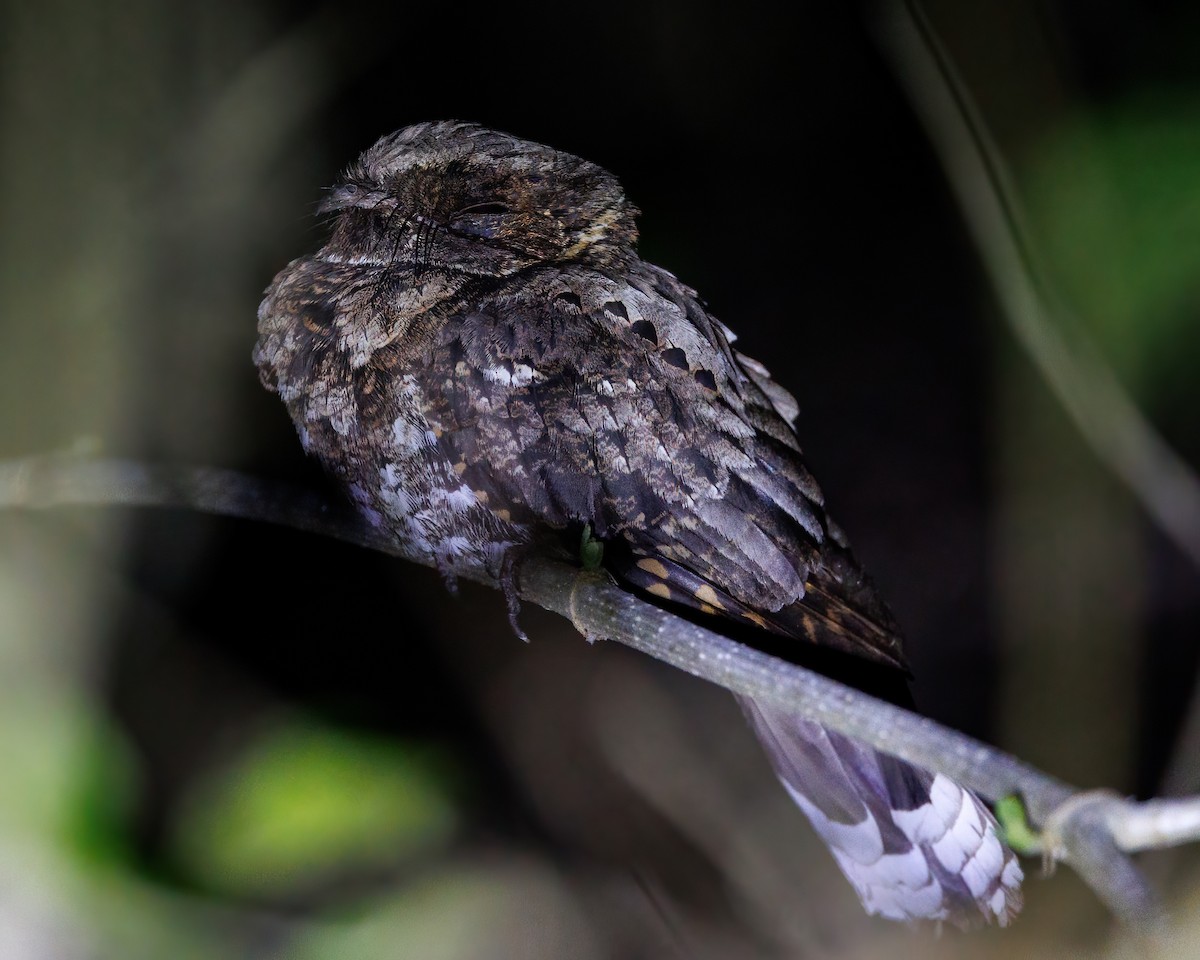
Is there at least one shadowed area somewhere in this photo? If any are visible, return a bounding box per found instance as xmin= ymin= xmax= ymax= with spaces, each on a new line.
xmin=1 ymin=0 xmax=1200 ymax=955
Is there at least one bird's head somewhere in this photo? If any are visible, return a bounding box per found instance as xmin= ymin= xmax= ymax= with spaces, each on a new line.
xmin=320 ymin=121 xmax=639 ymax=277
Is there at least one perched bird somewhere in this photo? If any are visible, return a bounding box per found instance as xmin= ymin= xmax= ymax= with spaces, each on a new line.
xmin=254 ymin=121 xmax=1022 ymax=925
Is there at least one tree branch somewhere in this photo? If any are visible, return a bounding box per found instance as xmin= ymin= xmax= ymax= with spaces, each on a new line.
xmin=1 ymin=452 xmax=1191 ymax=932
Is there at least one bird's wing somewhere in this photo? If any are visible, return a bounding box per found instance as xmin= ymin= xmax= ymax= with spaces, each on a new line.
xmin=411 ymin=261 xmax=903 ymax=669
xmin=406 ymin=261 xmax=1023 ymax=927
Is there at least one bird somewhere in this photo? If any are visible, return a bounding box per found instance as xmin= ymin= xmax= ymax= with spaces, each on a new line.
xmin=254 ymin=120 xmax=1023 ymax=926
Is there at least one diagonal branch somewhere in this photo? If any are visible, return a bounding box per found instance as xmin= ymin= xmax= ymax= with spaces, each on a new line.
xmin=878 ymin=0 xmax=1200 ymax=574
xmin=2 ymin=452 xmax=1196 ymax=933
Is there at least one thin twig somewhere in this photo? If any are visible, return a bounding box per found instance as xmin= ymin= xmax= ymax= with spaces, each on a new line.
xmin=879 ymin=0 xmax=1200 ymax=573
xmin=0 ymin=452 xmax=1190 ymax=931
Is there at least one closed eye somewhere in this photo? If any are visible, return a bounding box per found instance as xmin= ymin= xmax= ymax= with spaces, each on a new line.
xmin=454 ymin=201 xmax=510 ymax=216
xmin=448 ymin=201 xmax=512 ymax=240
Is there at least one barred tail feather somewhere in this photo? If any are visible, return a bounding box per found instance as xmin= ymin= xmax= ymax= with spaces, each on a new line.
xmin=740 ymin=696 xmax=1023 ymax=926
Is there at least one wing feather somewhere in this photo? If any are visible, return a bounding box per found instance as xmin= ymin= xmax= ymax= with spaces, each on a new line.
xmin=416 ymin=261 xmax=904 ymax=668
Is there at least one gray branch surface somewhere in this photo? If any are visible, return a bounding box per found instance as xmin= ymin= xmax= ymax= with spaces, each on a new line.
xmin=3 ymin=453 xmax=1198 ymax=935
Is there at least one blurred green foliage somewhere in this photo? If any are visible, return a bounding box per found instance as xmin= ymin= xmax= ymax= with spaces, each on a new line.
xmin=0 ymin=692 xmax=137 ymax=867
xmin=60 ymin=716 xmax=142 ymax=870
xmin=1025 ymin=93 xmax=1200 ymax=396
xmin=170 ymin=720 xmax=459 ymax=898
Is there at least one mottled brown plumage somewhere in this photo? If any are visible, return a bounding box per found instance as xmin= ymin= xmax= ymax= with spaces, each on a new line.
xmin=255 ymin=121 xmax=1022 ymax=925
xmin=257 ymin=121 xmax=900 ymax=668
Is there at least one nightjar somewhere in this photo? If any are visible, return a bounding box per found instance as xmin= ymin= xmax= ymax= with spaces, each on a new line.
xmin=254 ymin=121 xmax=1023 ymax=926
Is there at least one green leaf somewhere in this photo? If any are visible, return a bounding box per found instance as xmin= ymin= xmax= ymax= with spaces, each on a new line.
xmin=994 ymin=793 xmax=1040 ymax=855
xmin=579 ymin=524 xmax=604 ymax=571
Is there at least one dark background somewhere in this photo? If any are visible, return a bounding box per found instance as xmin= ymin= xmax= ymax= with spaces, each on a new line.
xmin=2 ymin=1 xmax=1200 ymax=956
